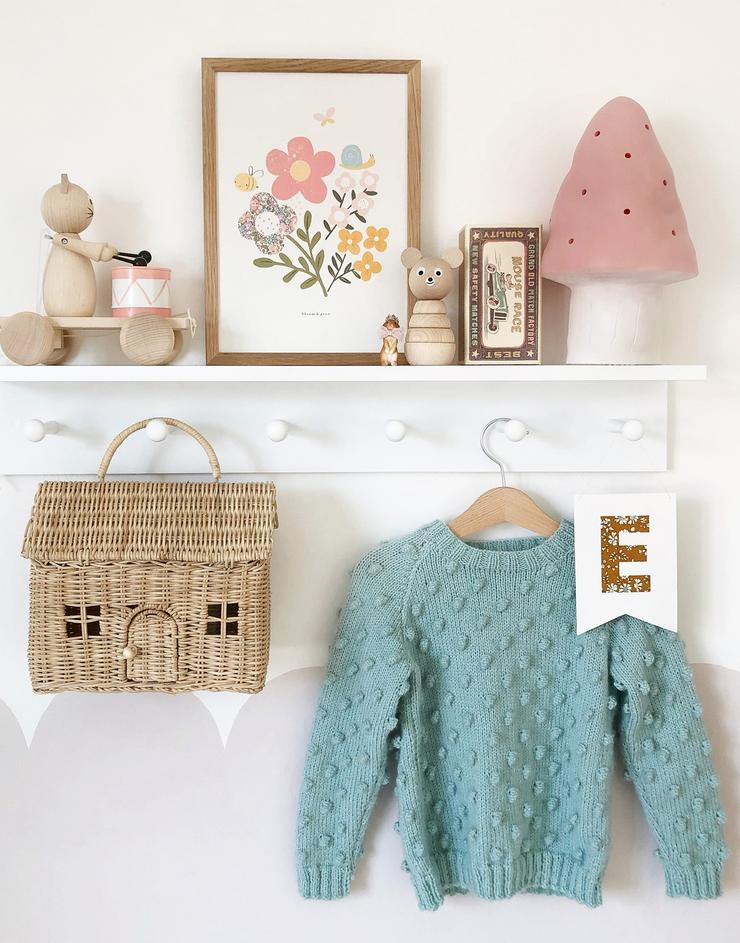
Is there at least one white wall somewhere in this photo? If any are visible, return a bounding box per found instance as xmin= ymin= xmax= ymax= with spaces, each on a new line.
xmin=0 ymin=1 xmax=738 ymax=939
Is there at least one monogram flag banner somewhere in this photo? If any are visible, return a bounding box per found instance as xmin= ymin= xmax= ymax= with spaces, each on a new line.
xmin=573 ymin=493 xmax=678 ymax=636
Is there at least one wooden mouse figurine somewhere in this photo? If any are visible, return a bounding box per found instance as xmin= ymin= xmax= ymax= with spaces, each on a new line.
xmin=41 ymin=174 xmax=120 ymax=317
xmin=401 ymin=246 xmax=463 ymax=365
xmin=378 ymin=313 xmax=404 ymax=366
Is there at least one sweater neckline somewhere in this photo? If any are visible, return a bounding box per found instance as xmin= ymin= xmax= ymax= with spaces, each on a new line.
xmin=425 ymin=518 xmax=574 ymax=570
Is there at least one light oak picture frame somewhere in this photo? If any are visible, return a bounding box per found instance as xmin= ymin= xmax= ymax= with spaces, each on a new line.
xmin=202 ymin=58 xmax=421 ymax=365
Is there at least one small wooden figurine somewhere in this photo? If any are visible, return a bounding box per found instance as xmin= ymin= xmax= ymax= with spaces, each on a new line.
xmin=401 ymin=246 xmax=463 ymax=365
xmin=378 ymin=314 xmax=404 ymax=366
xmin=40 ymin=174 xmax=124 ymax=317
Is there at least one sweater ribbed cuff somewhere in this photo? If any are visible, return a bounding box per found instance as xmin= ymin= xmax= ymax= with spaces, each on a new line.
xmin=298 ymin=865 xmax=352 ymax=900
xmin=664 ymin=862 xmax=722 ymax=899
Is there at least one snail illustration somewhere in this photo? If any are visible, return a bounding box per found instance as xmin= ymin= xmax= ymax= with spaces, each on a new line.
xmin=339 ymin=144 xmax=376 ymax=170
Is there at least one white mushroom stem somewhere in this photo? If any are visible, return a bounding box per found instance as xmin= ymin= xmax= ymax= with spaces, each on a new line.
xmin=565 ymin=280 xmax=664 ymax=364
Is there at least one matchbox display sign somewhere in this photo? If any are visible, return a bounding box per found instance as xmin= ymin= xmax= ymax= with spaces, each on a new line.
xmin=460 ymin=226 xmax=541 ymax=363
xmin=573 ymin=493 xmax=678 ymax=636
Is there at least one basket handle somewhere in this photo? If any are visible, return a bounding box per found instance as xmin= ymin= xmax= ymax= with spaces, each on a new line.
xmin=97 ymin=418 xmax=222 ymax=480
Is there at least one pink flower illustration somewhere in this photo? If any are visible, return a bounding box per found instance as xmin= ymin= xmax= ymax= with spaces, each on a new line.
xmin=351 ymin=193 xmax=375 ymax=215
xmin=266 ymin=136 xmax=335 ymax=204
xmin=328 ymin=205 xmax=350 ymax=228
xmin=360 ymin=171 xmax=379 ymax=190
xmin=238 ymin=192 xmax=297 ymax=255
xmin=335 ymin=172 xmax=356 ymax=193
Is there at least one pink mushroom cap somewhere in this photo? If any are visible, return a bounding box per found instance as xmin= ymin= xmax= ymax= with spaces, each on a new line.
xmin=542 ymin=97 xmax=698 ymax=285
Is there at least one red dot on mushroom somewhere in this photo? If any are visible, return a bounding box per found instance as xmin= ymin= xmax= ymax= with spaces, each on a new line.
xmin=644 ymin=123 xmax=650 ymax=130
xmin=623 ymin=208 xmax=631 ymax=215
xmin=671 ymin=229 xmax=677 ymax=236
xmin=568 ymin=238 xmax=574 ymax=244
xmin=624 ymin=152 xmax=632 ymax=159
xmin=594 ymin=130 xmax=601 ymax=137
xmin=581 ymin=188 xmax=587 ymax=196
xmin=662 ymin=179 xmax=668 ymax=186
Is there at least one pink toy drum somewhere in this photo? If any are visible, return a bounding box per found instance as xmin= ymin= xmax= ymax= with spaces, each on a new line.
xmin=111 ymin=266 xmax=171 ymax=318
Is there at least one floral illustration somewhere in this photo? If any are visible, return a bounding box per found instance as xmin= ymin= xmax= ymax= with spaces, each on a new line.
xmin=266 ymin=136 xmax=335 ymax=204
xmin=334 ymin=172 xmax=355 ymax=193
xmin=354 ymin=251 xmax=382 ymax=282
xmin=238 ymin=192 xmax=297 ymax=255
xmin=337 ymin=229 xmax=362 ymax=255
xmin=236 ymin=134 xmax=388 ymax=296
xmin=364 ymin=226 xmax=388 ymax=252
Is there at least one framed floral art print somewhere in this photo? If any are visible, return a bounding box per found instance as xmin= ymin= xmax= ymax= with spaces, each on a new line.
xmin=202 ymin=58 xmax=421 ymax=364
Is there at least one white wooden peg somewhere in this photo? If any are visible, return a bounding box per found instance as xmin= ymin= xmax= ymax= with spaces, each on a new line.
xmin=23 ymin=419 xmax=59 ymax=442
xmin=266 ymin=419 xmax=289 ymax=442
xmin=501 ymin=419 xmax=528 ymax=442
xmin=385 ymin=420 xmax=407 ymax=442
xmin=145 ymin=418 xmax=169 ymax=442
xmin=609 ymin=418 xmax=644 ymax=441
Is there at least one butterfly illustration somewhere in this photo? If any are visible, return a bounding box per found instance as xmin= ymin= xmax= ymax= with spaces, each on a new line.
xmin=313 ymin=107 xmax=335 ymax=127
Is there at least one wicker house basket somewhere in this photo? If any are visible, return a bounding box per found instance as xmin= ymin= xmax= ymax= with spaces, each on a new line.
xmin=22 ymin=418 xmax=278 ymax=694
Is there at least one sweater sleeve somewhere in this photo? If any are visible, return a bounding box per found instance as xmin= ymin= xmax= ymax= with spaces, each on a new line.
xmin=296 ymin=538 xmax=417 ymax=900
xmin=609 ymin=616 xmax=727 ymax=899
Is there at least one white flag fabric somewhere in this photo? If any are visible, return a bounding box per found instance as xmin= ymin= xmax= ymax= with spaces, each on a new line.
xmin=573 ymin=493 xmax=677 ymax=636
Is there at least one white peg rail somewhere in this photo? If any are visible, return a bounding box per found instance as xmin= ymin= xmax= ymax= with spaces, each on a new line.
xmin=0 ymin=364 xmax=705 ymax=475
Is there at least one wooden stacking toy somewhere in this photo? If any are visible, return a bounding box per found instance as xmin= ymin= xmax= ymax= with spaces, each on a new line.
xmin=401 ymin=246 xmax=463 ymax=365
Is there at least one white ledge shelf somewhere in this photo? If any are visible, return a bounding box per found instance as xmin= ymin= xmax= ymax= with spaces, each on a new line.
xmin=0 ymin=364 xmax=707 ymax=383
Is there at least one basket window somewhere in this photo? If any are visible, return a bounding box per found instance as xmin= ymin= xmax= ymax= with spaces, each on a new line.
xmin=65 ymin=604 xmax=102 ymax=639
xmin=206 ymin=602 xmax=240 ymax=637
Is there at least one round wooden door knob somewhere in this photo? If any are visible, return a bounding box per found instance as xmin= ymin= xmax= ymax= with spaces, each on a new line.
xmin=119 ymin=313 xmax=176 ymax=365
xmin=117 ymin=645 xmax=139 ymax=661
xmin=0 ymin=311 xmax=57 ymax=365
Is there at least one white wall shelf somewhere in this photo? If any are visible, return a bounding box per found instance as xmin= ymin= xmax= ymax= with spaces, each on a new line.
xmin=0 ymin=364 xmax=707 ymax=383
xmin=0 ymin=363 xmax=706 ymax=475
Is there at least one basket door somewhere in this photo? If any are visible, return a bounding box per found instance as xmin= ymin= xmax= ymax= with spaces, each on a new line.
xmin=126 ymin=609 xmax=177 ymax=684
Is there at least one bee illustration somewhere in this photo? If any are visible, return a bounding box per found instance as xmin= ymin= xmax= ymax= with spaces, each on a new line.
xmin=313 ymin=107 xmax=336 ymax=127
xmin=234 ymin=166 xmax=264 ymax=192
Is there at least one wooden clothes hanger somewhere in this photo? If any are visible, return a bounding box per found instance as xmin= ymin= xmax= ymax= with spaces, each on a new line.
xmin=448 ymin=418 xmax=560 ymax=539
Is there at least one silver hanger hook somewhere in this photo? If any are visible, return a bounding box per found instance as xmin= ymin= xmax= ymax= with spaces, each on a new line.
xmin=480 ymin=417 xmax=512 ymax=488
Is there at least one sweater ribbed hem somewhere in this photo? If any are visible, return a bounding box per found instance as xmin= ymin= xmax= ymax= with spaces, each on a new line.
xmin=665 ymin=863 xmax=722 ymax=899
xmin=412 ymin=851 xmax=603 ymax=910
xmin=298 ymin=865 xmax=352 ymax=900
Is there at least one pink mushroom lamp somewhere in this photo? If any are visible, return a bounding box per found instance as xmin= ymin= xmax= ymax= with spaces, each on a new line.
xmin=542 ymin=97 xmax=697 ymax=364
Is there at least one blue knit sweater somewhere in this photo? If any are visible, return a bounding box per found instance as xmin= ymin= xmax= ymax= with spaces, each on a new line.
xmin=297 ymin=520 xmax=727 ymax=909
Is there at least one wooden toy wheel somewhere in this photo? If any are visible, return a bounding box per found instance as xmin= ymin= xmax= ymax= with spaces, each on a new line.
xmin=0 ymin=311 xmax=57 ymax=365
xmin=119 ymin=313 xmax=177 ymax=365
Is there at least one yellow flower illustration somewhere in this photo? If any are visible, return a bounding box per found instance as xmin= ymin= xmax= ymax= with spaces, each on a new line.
xmin=364 ymin=226 xmax=389 ymax=252
xmin=354 ymin=251 xmax=382 ymax=282
xmin=338 ymin=228 xmax=362 ymax=255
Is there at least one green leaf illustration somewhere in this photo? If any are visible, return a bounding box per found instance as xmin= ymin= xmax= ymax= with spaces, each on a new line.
xmin=300 ymin=276 xmax=318 ymax=289
xmin=254 ymin=258 xmax=276 ymax=268
xmin=339 ymin=276 xmax=351 ymax=284
xmin=296 ymin=228 xmax=308 ymax=242
xmin=352 ymin=269 xmax=361 ymax=279
xmin=283 ymin=269 xmax=298 ymax=282
xmin=298 ymin=256 xmax=309 ymax=271
xmin=355 ymin=214 xmax=366 ymax=224
xmin=304 ymin=210 xmax=312 ymax=231
xmin=310 ymin=232 xmax=321 ymax=250
xmin=315 ymin=250 xmax=325 ymax=270
xmin=279 ymin=253 xmax=292 ymax=266
xmin=331 ymin=190 xmax=341 ymax=202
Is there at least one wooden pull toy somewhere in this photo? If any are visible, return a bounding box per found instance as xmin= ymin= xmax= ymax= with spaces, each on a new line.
xmin=0 ymin=174 xmax=193 ymax=365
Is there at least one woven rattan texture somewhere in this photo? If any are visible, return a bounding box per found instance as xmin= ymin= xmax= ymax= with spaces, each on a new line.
xmin=23 ymin=418 xmax=277 ymax=693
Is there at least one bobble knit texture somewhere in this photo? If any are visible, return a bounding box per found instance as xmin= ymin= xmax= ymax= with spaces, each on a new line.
xmin=296 ymin=521 xmax=727 ymax=909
